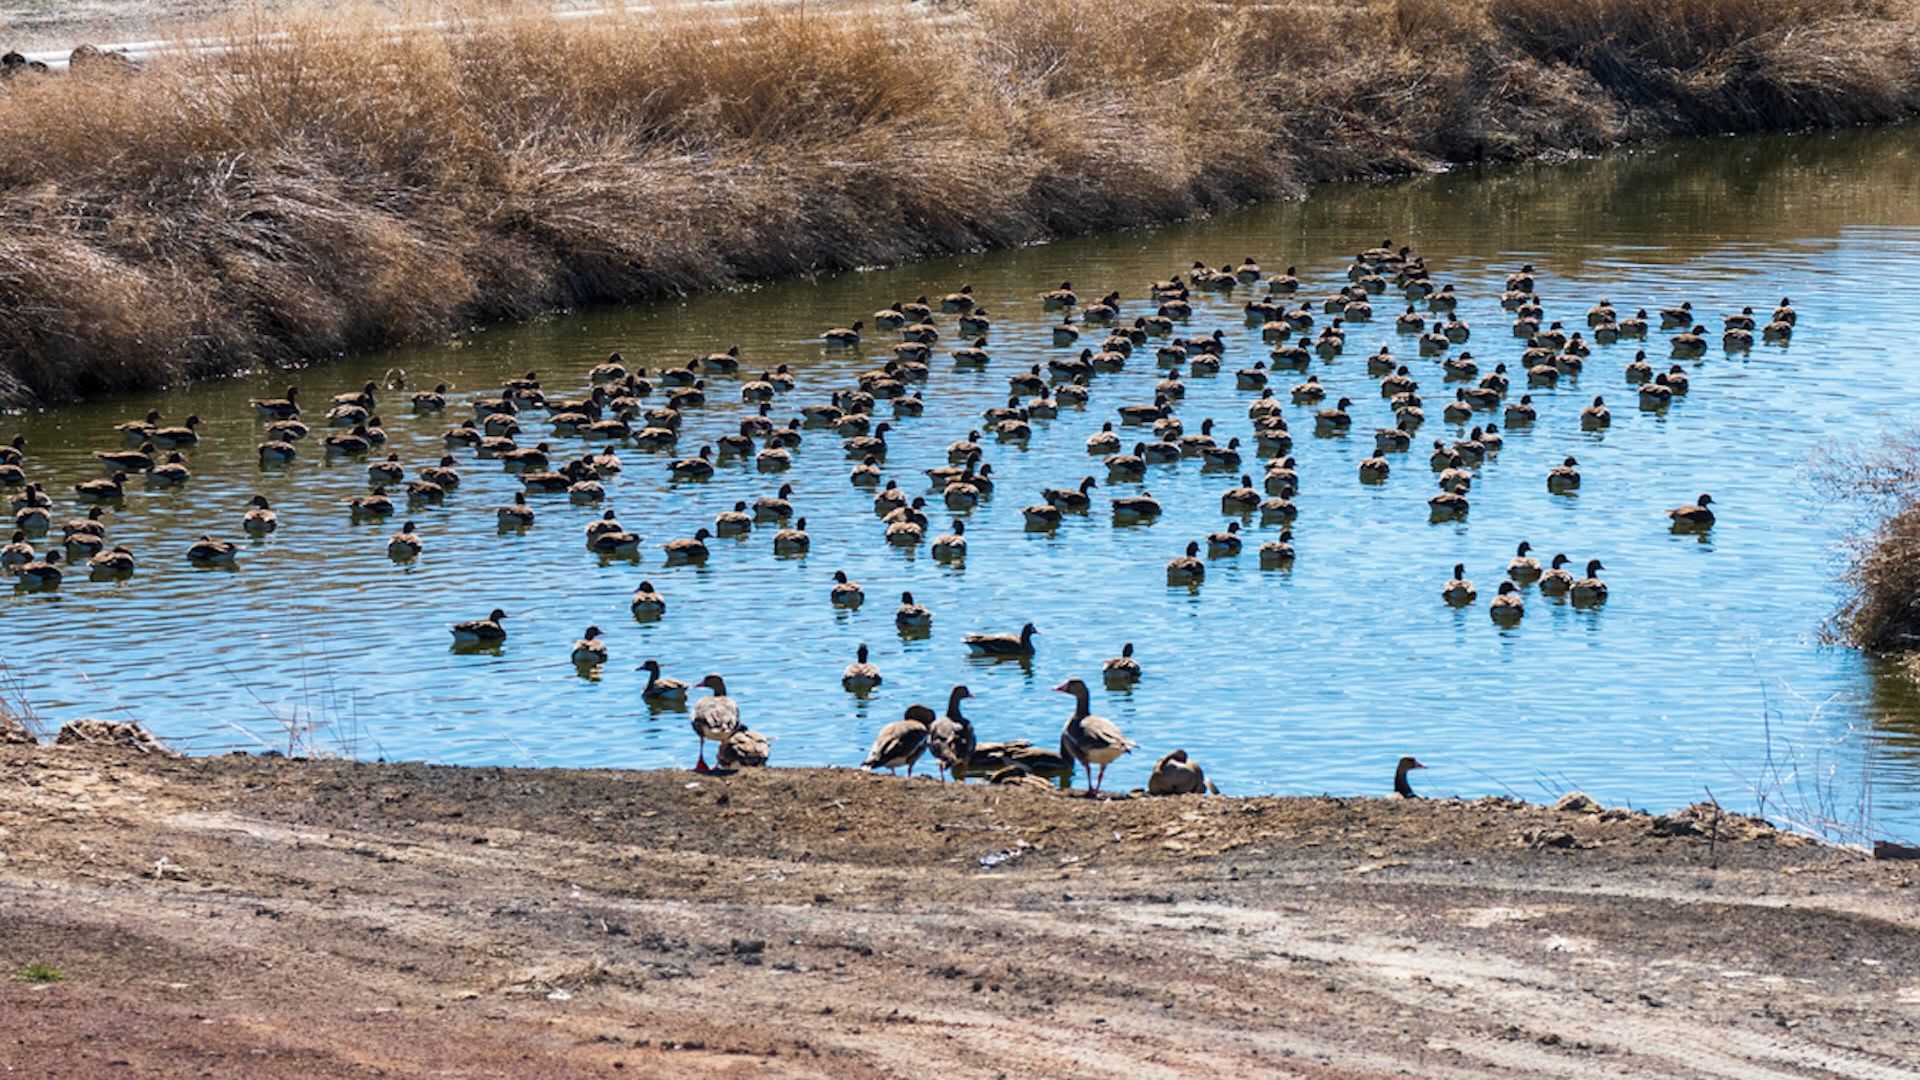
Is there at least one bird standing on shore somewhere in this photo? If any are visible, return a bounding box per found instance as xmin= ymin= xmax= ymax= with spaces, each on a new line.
xmin=964 ymin=622 xmax=1037 ymax=658
xmin=690 ymin=674 xmax=741 ymax=771
xmin=1056 ymin=677 xmax=1136 ymax=793
xmin=928 ymin=685 xmax=976 ymax=781
xmin=863 ymin=704 xmax=933 ymax=776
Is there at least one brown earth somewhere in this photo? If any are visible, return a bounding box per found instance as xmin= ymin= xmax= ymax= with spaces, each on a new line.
xmin=3 ymin=741 xmax=1919 ymax=1078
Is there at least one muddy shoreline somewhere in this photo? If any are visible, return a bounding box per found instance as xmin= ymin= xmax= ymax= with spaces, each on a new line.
xmin=3 ymin=743 xmax=1917 ymax=1076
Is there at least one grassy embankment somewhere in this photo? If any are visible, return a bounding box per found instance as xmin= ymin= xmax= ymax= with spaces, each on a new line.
xmin=1 ymin=0 xmax=1918 ymax=407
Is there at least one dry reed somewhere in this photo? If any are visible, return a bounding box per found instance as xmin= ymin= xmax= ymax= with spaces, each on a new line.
xmin=1 ymin=0 xmax=1918 ymax=405
xmin=1814 ymin=429 xmax=1920 ymax=651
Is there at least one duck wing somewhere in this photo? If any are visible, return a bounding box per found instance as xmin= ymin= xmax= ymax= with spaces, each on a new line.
xmin=863 ymin=721 xmax=929 ymax=769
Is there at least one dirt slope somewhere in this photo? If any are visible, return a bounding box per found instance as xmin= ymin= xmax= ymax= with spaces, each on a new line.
xmin=2 ymin=744 xmax=1917 ymax=1077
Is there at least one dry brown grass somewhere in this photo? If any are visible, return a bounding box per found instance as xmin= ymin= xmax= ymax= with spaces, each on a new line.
xmin=1 ymin=0 xmax=1918 ymax=405
xmin=1813 ymin=429 xmax=1920 ymax=651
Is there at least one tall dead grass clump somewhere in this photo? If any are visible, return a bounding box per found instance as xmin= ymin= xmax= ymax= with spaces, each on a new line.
xmin=1814 ymin=429 xmax=1920 ymax=651
xmin=1 ymin=0 xmax=1919 ymax=406
xmin=1485 ymin=0 xmax=1920 ymax=131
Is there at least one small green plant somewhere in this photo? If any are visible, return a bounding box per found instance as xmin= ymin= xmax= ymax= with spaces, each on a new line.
xmin=14 ymin=964 xmax=62 ymax=983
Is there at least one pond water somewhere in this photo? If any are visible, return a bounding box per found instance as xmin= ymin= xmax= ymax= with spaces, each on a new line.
xmin=7 ymin=126 xmax=1920 ymax=840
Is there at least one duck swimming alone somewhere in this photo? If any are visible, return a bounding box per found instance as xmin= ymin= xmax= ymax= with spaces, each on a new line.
xmin=630 ymin=582 xmax=666 ymax=620
xmin=1056 ymin=677 xmax=1137 ymax=793
xmin=1547 ymin=456 xmax=1581 ymax=492
xmin=896 ymin=591 xmax=932 ymax=630
xmin=1442 ymin=564 xmax=1476 ymax=606
xmin=931 ymin=519 xmax=967 ymax=562
xmin=571 ymin=626 xmax=608 ymax=666
xmin=842 ymin=643 xmax=882 ymax=693
xmin=187 ymin=535 xmax=238 ymax=565
xmin=638 ymin=658 xmax=687 ymax=701
xmin=1668 ymin=493 xmax=1715 ymax=531
xmin=964 ymin=621 xmax=1036 ymax=658
xmin=1103 ymin=642 xmax=1142 ymax=685
xmin=450 ymin=608 xmax=508 ymax=642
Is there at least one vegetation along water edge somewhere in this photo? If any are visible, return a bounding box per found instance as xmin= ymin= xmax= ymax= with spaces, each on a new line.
xmin=3 ymin=0 xmax=1920 ymax=408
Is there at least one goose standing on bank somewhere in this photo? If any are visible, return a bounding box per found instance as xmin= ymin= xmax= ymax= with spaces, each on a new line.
xmin=1394 ymin=756 xmax=1426 ymax=798
xmin=863 ymin=704 xmax=934 ymax=776
xmin=928 ymin=685 xmax=977 ymax=781
xmin=1056 ymin=677 xmax=1137 ymax=794
xmin=690 ymin=674 xmax=742 ymax=770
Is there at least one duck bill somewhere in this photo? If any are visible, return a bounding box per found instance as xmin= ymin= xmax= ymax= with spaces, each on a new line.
xmin=1051 ymin=682 xmax=1070 ymax=693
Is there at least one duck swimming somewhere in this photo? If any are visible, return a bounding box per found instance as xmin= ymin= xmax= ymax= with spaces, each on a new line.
xmin=842 ymin=643 xmax=882 ymax=693
xmin=964 ymin=621 xmax=1036 ymax=658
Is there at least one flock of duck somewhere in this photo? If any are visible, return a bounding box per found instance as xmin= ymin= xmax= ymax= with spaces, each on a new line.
xmin=0 ymin=239 xmax=1791 ymax=793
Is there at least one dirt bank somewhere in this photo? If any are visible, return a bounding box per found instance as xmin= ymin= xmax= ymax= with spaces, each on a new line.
xmin=3 ymin=742 xmax=1917 ymax=1077
xmin=3 ymin=0 xmax=1919 ymax=407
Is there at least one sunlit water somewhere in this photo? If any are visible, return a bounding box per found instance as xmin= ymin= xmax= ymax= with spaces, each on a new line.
xmin=7 ymin=127 xmax=1920 ymax=839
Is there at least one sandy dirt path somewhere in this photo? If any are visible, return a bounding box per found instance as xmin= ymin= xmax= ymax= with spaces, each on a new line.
xmin=3 ymin=744 xmax=1918 ymax=1077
